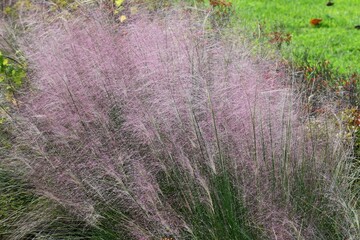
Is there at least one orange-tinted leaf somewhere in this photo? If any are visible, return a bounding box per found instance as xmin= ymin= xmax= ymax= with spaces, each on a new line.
xmin=310 ymin=18 xmax=322 ymax=26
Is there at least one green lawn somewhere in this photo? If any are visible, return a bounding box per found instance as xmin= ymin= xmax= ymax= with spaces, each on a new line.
xmin=231 ymin=0 xmax=360 ymax=74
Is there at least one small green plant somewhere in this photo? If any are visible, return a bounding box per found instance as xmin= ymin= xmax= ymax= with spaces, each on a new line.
xmin=2 ymin=0 xmax=33 ymax=18
xmin=0 ymin=51 xmax=26 ymax=106
xmin=0 ymin=51 xmax=26 ymax=125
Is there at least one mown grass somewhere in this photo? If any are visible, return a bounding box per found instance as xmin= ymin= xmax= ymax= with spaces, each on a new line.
xmin=230 ymin=0 xmax=360 ymax=75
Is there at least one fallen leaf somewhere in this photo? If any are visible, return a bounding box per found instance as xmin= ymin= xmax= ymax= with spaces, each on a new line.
xmin=310 ymin=18 xmax=322 ymax=26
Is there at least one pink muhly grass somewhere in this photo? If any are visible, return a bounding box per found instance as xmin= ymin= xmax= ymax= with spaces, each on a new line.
xmin=10 ymin=8 xmax=344 ymax=239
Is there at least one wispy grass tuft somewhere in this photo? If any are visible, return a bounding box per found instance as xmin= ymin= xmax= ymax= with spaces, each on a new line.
xmin=0 ymin=5 xmax=357 ymax=239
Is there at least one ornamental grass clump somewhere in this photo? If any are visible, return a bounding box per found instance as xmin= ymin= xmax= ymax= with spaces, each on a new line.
xmin=5 ymin=7 xmax=356 ymax=239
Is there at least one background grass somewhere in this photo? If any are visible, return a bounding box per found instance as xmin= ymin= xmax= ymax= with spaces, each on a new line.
xmin=231 ymin=0 xmax=360 ymax=75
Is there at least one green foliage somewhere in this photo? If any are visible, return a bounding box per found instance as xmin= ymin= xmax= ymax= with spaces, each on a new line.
xmin=115 ymin=0 xmax=125 ymax=8
xmin=289 ymin=163 xmax=345 ymax=239
xmin=158 ymin=167 xmax=261 ymax=239
xmin=0 ymin=169 xmax=35 ymax=238
xmin=196 ymin=172 xmax=257 ymax=240
xmin=0 ymin=51 xmax=26 ymax=104
xmin=0 ymin=51 xmax=26 ymax=125
xmin=2 ymin=0 xmax=78 ymax=17
xmin=2 ymin=0 xmax=33 ymax=18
